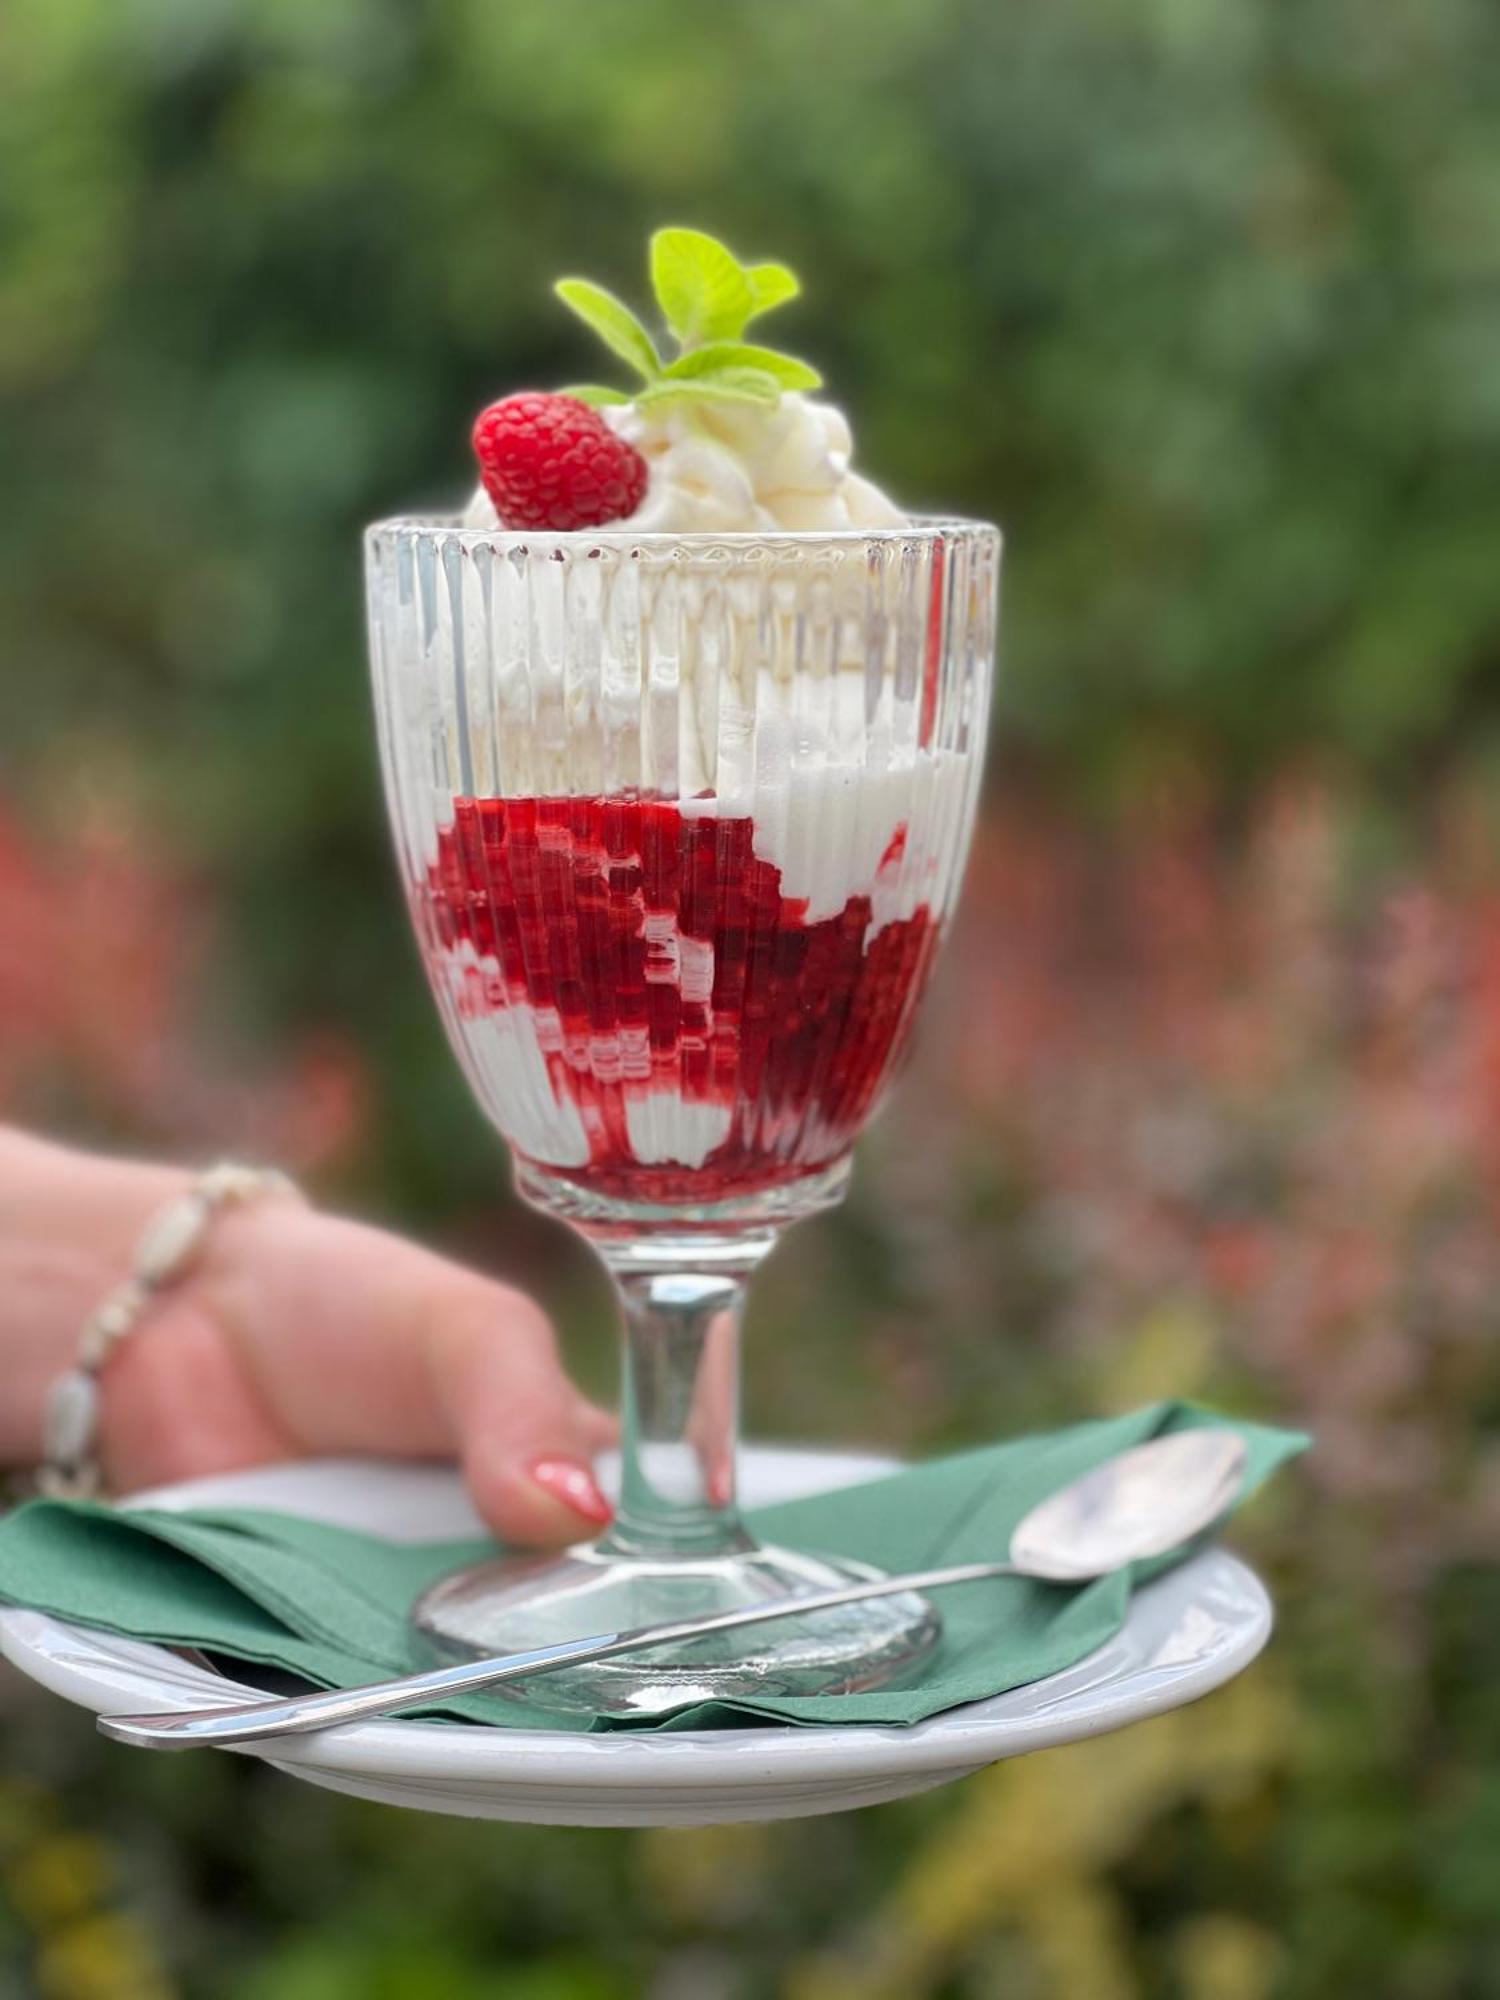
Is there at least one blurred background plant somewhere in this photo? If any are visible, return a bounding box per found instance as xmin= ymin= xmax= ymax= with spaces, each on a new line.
xmin=3 ymin=0 xmax=1499 ymax=1994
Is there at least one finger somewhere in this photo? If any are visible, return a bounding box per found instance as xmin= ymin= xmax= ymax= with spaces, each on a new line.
xmin=425 ymin=1285 xmax=614 ymax=1545
xmin=195 ymin=1205 xmax=613 ymax=1545
xmin=579 ymin=1403 xmax=621 ymax=1452
xmin=684 ymin=1316 xmax=738 ymax=1510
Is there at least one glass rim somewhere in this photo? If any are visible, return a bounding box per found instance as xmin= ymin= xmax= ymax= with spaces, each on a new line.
xmin=364 ymin=510 xmax=1001 ymax=556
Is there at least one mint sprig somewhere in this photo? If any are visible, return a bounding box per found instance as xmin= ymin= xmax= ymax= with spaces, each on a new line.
xmin=553 ymin=280 xmax=661 ymax=381
xmin=555 ymin=228 xmax=821 ymax=416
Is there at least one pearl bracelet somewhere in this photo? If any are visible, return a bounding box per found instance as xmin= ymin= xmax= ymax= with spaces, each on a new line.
xmin=39 ymin=1162 xmax=303 ymax=1500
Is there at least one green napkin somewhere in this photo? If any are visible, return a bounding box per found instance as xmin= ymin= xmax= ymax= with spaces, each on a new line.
xmin=0 ymin=1402 xmax=1304 ymax=1734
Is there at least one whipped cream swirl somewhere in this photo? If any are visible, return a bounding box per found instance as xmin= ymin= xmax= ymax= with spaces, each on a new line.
xmin=467 ymin=393 xmax=906 ymax=535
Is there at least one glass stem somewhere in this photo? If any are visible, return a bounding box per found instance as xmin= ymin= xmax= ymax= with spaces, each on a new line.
xmin=588 ymin=1229 xmax=777 ymax=1561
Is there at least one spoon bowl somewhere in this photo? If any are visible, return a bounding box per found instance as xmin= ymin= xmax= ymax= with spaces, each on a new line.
xmin=1011 ymin=1430 xmax=1249 ymax=1582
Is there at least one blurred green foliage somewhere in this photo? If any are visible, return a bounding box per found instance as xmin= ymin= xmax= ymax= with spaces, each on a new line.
xmin=6 ymin=0 xmax=1500 ymax=1218
xmin=3 ymin=1 xmax=1500 ymax=1996
xmin=6 ymin=0 xmax=1500 ymax=783
xmin=2 ymin=0 xmax=1498 ymax=1179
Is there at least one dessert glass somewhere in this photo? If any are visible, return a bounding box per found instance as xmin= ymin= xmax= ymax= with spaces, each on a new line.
xmin=365 ymin=517 xmax=999 ymax=1716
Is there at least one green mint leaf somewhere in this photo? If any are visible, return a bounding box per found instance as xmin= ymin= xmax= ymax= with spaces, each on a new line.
xmin=554 ymin=280 xmax=661 ymax=381
xmin=664 ymin=341 xmax=822 ymax=392
xmin=559 ymin=384 xmax=632 ymax=406
xmin=743 ymin=262 xmax=800 ymax=322
xmin=650 ymin=228 xmax=756 ymax=345
xmin=639 ymin=366 xmax=782 ymax=412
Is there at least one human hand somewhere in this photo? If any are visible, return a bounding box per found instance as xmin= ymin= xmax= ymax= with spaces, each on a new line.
xmin=0 ymin=1130 xmax=615 ymax=1543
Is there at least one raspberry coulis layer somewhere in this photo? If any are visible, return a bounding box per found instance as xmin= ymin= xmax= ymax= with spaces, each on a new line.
xmin=419 ymin=796 xmax=940 ymax=1203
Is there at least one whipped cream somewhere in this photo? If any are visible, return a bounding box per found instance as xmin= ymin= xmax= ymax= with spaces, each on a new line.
xmin=466 ymin=394 xmax=906 ymax=535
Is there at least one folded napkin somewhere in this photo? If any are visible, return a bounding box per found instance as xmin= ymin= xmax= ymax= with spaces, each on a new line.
xmin=0 ymin=1402 xmax=1304 ymax=1734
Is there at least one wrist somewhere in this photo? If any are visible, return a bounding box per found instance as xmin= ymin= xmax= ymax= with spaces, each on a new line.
xmin=0 ymin=1131 xmax=190 ymax=1467
xmin=40 ymin=1162 xmax=303 ymax=1498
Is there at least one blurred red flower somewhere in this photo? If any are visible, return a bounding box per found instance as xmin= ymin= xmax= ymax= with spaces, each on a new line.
xmin=0 ymin=802 xmax=366 ymax=1172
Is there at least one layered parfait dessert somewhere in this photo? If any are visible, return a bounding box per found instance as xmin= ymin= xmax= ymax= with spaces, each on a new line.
xmin=375 ymin=231 xmax=993 ymax=1212
xmin=368 ymin=233 xmax=996 ymax=1703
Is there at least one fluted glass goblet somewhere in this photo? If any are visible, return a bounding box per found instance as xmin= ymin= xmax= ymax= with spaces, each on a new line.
xmin=365 ymin=517 xmax=999 ymax=1717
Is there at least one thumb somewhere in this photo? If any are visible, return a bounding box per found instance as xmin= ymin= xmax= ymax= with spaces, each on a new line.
xmin=102 ymin=1200 xmax=618 ymax=1548
xmin=425 ymin=1283 xmax=616 ymax=1546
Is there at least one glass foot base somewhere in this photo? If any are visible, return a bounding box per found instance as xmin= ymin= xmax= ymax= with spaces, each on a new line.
xmin=413 ymin=1543 xmax=942 ymax=1720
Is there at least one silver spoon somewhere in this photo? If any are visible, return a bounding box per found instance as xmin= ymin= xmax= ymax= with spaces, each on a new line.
xmin=97 ymin=1429 xmax=1247 ymax=1752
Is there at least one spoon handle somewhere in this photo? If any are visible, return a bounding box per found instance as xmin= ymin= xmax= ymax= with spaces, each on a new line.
xmin=97 ymin=1558 xmax=1014 ymax=1751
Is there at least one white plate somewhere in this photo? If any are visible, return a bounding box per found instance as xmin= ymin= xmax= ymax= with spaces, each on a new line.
xmin=0 ymin=1449 xmax=1273 ymax=1827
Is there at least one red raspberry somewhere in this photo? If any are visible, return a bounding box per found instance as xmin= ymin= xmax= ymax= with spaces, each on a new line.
xmin=471 ymin=392 xmax=648 ymax=531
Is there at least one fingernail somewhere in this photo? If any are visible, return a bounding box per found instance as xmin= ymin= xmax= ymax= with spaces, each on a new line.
xmin=528 ymin=1456 xmax=613 ymax=1526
